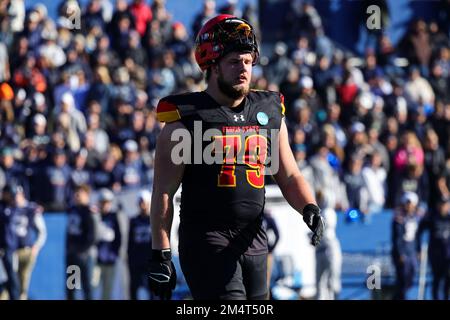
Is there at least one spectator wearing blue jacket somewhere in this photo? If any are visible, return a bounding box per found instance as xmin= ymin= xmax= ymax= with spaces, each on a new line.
xmin=92 ymin=154 xmax=121 ymax=191
xmin=127 ymin=190 xmax=152 ymax=300
xmin=95 ymin=188 xmax=122 ymax=300
xmin=391 ymin=191 xmax=421 ymax=300
xmin=69 ymin=148 xmax=92 ymax=192
xmin=42 ymin=148 xmax=72 ymax=212
xmin=0 ymin=147 xmax=27 ymax=197
xmin=0 ymin=185 xmax=20 ymax=300
xmin=66 ymin=184 xmax=97 ymax=300
xmin=116 ymin=140 xmax=148 ymax=190
xmin=11 ymin=186 xmax=46 ymax=300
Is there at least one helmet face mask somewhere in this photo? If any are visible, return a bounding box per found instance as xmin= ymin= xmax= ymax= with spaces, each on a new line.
xmin=195 ymin=15 xmax=259 ymax=71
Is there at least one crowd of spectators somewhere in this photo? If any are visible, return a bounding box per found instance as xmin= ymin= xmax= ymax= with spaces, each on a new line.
xmin=0 ymin=0 xmax=448 ymax=220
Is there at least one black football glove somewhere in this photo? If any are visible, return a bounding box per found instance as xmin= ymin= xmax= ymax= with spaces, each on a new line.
xmin=302 ymin=204 xmax=325 ymax=246
xmin=148 ymin=249 xmax=177 ymax=300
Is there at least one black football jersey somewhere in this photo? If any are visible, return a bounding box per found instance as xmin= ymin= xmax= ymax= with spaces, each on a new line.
xmin=157 ymin=90 xmax=285 ymax=231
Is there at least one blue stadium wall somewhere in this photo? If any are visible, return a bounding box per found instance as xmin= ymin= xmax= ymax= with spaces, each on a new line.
xmin=27 ymin=210 xmax=391 ymax=300
xmin=28 ymin=209 xmax=432 ymax=300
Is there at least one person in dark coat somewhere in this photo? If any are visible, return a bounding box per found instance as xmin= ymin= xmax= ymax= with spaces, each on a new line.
xmin=391 ymin=191 xmax=421 ymax=300
xmin=95 ymin=188 xmax=122 ymax=300
xmin=417 ymin=197 xmax=450 ymax=300
xmin=66 ymin=184 xmax=97 ymax=300
xmin=127 ymin=190 xmax=152 ymax=300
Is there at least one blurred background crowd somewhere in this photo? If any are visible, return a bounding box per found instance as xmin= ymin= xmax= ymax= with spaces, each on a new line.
xmin=0 ymin=0 xmax=449 ymax=300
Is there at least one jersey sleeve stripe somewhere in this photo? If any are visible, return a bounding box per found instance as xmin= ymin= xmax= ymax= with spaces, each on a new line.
xmin=156 ymin=100 xmax=181 ymax=122
xmin=156 ymin=100 xmax=178 ymax=113
xmin=156 ymin=110 xmax=181 ymax=122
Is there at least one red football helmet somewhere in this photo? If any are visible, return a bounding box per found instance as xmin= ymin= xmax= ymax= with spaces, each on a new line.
xmin=194 ymin=14 xmax=259 ymax=71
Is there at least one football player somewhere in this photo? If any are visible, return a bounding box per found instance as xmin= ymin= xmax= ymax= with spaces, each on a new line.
xmin=149 ymin=15 xmax=323 ymax=300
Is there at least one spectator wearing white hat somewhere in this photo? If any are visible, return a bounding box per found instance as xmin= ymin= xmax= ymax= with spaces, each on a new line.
xmin=291 ymin=99 xmax=321 ymax=148
xmin=115 ymin=140 xmax=148 ymax=190
xmin=95 ymin=187 xmax=122 ymax=300
xmin=53 ymin=92 xmax=87 ymax=141
xmin=30 ymin=113 xmax=50 ymax=147
xmin=298 ymin=75 xmax=322 ymax=115
xmin=344 ymin=122 xmax=372 ymax=168
xmin=33 ymin=92 xmax=47 ymax=115
xmin=354 ymin=91 xmax=373 ymax=124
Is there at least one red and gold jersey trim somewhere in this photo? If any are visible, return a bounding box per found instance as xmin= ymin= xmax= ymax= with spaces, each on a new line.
xmin=156 ymin=100 xmax=181 ymax=123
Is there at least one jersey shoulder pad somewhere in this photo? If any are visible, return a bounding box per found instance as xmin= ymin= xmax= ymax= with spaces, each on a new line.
xmin=156 ymin=93 xmax=201 ymax=123
xmin=250 ymin=89 xmax=285 ymax=116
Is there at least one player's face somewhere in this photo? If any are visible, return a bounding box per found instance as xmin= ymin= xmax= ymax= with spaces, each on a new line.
xmin=216 ymin=52 xmax=253 ymax=99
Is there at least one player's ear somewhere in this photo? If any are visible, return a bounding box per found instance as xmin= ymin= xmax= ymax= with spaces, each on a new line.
xmin=211 ymin=64 xmax=219 ymax=76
